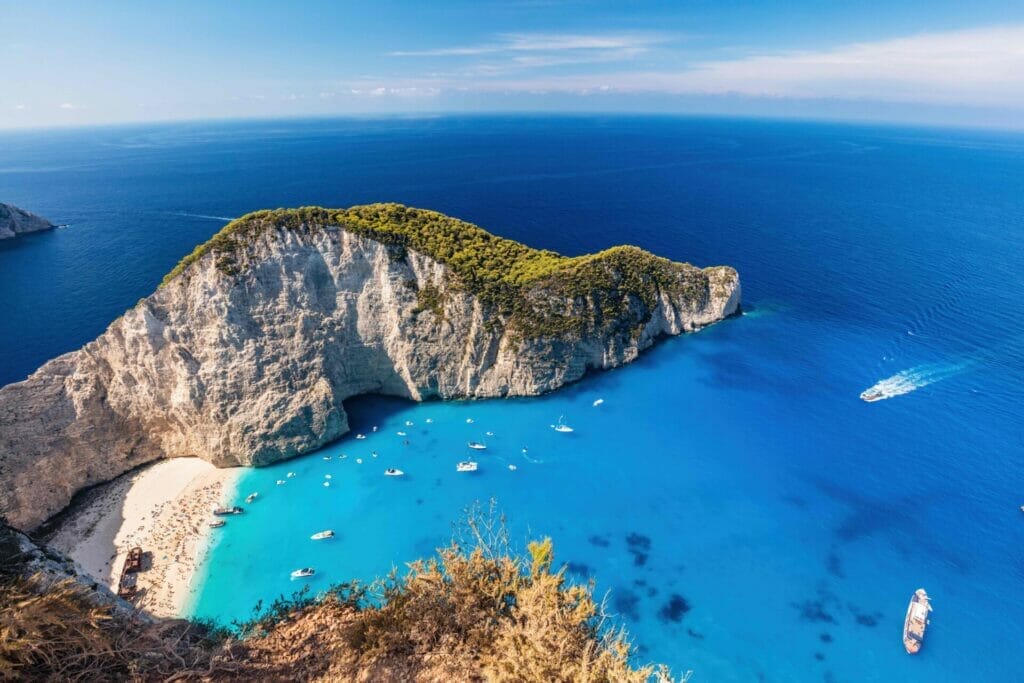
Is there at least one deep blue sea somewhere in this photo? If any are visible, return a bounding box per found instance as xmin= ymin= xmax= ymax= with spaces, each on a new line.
xmin=2 ymin=116 xmax=1022 ymax=681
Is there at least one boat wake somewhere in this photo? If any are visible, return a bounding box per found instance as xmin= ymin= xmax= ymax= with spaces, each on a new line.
xmin=168 ymin=212 xmax=234 ymax=222
xmin=861 ymin=362 xmax=969 ymax=402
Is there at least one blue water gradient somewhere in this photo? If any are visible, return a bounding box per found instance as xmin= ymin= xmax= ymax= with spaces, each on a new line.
xmin=1 ymin=117 xmax=1022 ymax=681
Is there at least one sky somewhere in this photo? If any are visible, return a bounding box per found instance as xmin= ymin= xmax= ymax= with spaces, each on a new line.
xmin=3 ymin=0 xmax=1024 ymax=130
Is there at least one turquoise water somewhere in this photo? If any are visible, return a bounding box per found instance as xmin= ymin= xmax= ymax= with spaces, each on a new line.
xmin=2 ymin=117 xmax=1023 ymax=680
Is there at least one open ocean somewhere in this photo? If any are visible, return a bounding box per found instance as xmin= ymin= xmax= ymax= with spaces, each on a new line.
xmin=2 ymin=116 xmax=1022 ymax=681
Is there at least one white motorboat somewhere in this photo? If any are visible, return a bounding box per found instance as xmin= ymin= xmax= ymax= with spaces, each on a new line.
xmin=397 ymin=431 xmax=407 ymax=437
xmin=323 ymin=481 xmax=330 ymax=487
xmin=551 ymin=416 xmax=574 ymax=433
xmin=384 ymin=468 xmax=405 ymax=477
xmin=355 ymin=433 xmax=367 ymax=440
xmin=245 ymin=492 xmax=258 ymax=503
xmin=276 ymin=479 xmax=286 ymax=485
xmin=456 ymin=461 xmax=478 ymax=472
xmin=467 ymin=441 xmax=487 ymax=450
xmin=356 ymin=458 xmax=363 ymax=464
xmin=322 ymin=456 xmax=332 ymax=461
xmin=290 ymin=567 xmax=315 ymax=579
xmin=311 ymin=530 xmax=335 ymax=540
xmin=593 ymin=398 xmax=604 ymax=407
xmin=466 ymin=418 xmax=474 ymax=424
xmin=508 ymin=464 xmax=517 ymax=471
xmin=425 ymin=418 xmax=434 ymax=424
xmin=209 ymin=520 xmax=226 ymax=528
xmin=485 ymin=431 xmax=495 ymax=437
xmin=371 ymin=451 xmax=379 ymax=458
xmin=372 ymin=426 xmax=378 ymax=432
xmin=286 ymin=472 xmax=296 ymax=478
xmin=405 ymin=420 xmax=414 ymax=427
xmin=324 ymin=474 xmax=332 ymax=479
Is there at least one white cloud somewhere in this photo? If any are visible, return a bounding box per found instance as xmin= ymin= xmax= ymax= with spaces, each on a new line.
xmin=388 ymin=31 xmax=668 ymax=60
xmin=391 ymin=24 xmax=1024 ymax=110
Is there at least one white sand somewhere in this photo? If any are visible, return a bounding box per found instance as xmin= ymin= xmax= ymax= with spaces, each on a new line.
xmin=49 ymin=457 xmax=240 ymax=618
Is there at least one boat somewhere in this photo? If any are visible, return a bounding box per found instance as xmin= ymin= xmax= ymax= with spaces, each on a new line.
xmin=212 ymin=506 xmax=243 ymax=516
xmin=322 ymin=456 xmax=332 ymax=461
xmin=355 ymin=433 xmax=366 ymax=440
xmin=456 ymin=461 xmax=478 ymax=472
xmin=467 ymin=441 xmax=487 ymax=450
xmin=508 ymin=464 xmax=517 ymax=471
xmin=286 ymin=472 xmax=296 ymax=478
xmin=593 ymin=398 xmax=604 ymax=407
xmin=290 ymin=567 xmax=315 ymax=579
xmin=276 ymin=479 xmax=286 ymax=485
xmin=860 ymin=389 xmax=885 ymax=402
xmin=371 ymin=451 xmax=379 ymax=458
xmin=551 ymin=416 xmax=574 ymax=433
xmin=372 ymin=426 xmax=378 ymax=432
xmin=466 ymin=418 xmax=474 ymax=424
xmin=425 ymin=418 xmax=434 ymax=424
xmin=902 ymin=588 xmax=932 ymax=654
xmin=311 ymin=530 xmax=335 ymax=540
xmin=397 ymin=431 xmax=407 ymax=437
xmin=485 ymin=431 xmax=495 ymax=437
xmin=405 ymin=420 xmax=414 ymax=427
xmin=322 ymin=481 xmax=330 ymax=487
xmin=245 ymin=492 xmax=258 ymax=503
xmin=384 ymin=468 xmax=405 ymax=477
xmin=209 ymin=520 xmax=226 ymax=528
xmin=356 ymin=458 xmax=363 ymax=464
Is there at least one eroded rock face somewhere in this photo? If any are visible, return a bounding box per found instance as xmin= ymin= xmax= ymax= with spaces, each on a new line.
xmin=0 ymin=216 xmax=739 ymax=530
xmin=0 ymin=203 xmax=55 ymax=239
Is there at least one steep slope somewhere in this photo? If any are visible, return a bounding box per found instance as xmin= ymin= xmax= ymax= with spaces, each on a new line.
xmin=0 ymin=203 xmax=55 ymax=240
xmin=0 ymin=204 xmax=740 ymax=529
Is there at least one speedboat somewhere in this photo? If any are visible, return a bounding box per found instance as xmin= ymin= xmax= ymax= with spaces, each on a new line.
xmin=405 ymin=420 xmax=414 ymax=427
xmin=425 ymin=418 xmax=434 ymax=424
xmin=209 ymin=520 xmax=226 ymax=528
xmin=311 ymin=530 xmax=335 ymax=540
xmin=371 ymin=451 xmax=379 ymax=458
xmin=322 ymin=456 xmax=332 ymax=461
xmin=860 ymin=389 xmax=885 ymax=402
xmin=276 ymin=479 xmax=286 ymax=485
xmin=286 ymin=472 xmax=296 ymax=478
xmin=456 ymin=461 xmax=478 ymax=472
xmin=485 ymin=431 xmax=495 ymax=437
xmin=322 ymin=481 xmax=330 ymax=487
xmin=508 ymin=464 xmax=517 ymax=471
xmin=356 ymin=458 xmax=363 ymax=464
xmin=397 ymin=431 xmax=407 ymax=437
xmin=213 ymin=506 xmax=244 ymax=516
xmin=466 ymin=418 xmax=474 ymax=424
xmin=245 ymin=493 xmax=258 ymax=503
xmin=467 ymin=441 xmax=487 ymax=450
xmin=290 ymin=568 xmax=315 ymax=579
xmin=324 ymin=474 xmax=332 ymax=479
xmin=355 ymin=433 xmax=366 ymax=440
xmin=384 ymin=468 xmax=405 ymax=477
xmin=551 ymin=416 xmax=574 ymax=433
xmin=593 ymin=398 xmax=604 ymax=407
xmin=372 ymin=426 xmax=378 ymax=432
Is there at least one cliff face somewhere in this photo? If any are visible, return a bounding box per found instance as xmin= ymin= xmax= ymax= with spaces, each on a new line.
xmin=0 ymin=205 xmax=740 ymax=530
xmin=0 ymin=203 xmax=55 ymax=239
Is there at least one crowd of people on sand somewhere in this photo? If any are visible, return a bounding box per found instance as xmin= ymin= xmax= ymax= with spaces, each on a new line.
xmin=128 ymin=478 xmax=227 ymax=616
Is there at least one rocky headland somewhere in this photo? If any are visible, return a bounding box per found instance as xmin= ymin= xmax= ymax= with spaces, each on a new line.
xmin=0 ymin=203 xmax=740 ymax=530
xmin=0 ymin=203 xmax=55 ymax=240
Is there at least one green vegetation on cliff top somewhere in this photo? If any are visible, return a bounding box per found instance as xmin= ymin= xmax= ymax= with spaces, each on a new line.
xmin=161 ymin=203 xmax=722 ymax=337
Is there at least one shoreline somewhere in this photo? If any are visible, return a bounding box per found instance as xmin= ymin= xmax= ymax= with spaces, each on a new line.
xmin=48 ymin=457 xmax=241 ymax=618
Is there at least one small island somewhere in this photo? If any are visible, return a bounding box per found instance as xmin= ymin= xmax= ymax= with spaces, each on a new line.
xmin=0 ymin=203 xmax=55 ymax=240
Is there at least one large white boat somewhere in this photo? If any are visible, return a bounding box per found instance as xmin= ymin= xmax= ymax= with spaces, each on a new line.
xmin=456 ymin=461 xmax=478 ymax=472
xmin=310 ymin=530 xmax=335 ymax=540
xmin=384 ymin=468 xmax=405 ymax=477
xmin=290 ymin=567 xmax=315 ymax=579
xmin=902 ymin=588 xmax=932 ymax=654
xmin=467 ymin=441 xmax=487 ymax=450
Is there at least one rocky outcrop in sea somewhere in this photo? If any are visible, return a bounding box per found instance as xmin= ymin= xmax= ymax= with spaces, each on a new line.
xmin=0 ymin=204 xmax=740 ymax=529
xmin=0 ymin=203 xmax=55 ymax=239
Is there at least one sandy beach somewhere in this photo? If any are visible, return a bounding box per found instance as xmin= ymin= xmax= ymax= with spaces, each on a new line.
xmin=48 ymin=457 xmax=241 ymax=618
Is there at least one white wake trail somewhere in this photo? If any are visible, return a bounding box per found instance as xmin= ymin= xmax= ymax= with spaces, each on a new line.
xmin=861 ymin=362 xmax=970 ymax=402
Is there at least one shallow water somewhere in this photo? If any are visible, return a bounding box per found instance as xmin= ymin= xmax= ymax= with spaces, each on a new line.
xmin=2 ymin=116 xmax=1023 ymax=681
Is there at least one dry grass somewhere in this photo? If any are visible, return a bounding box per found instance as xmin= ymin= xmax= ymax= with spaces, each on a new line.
xmin=1 ymin=505 xmax=674 ymax=682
